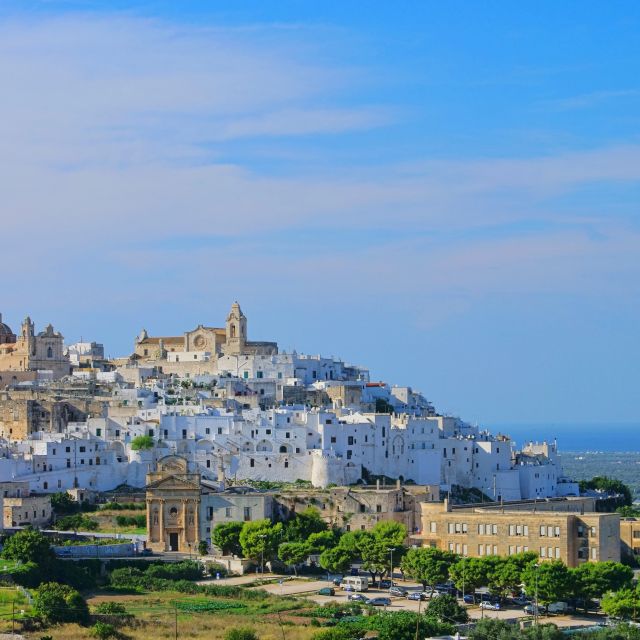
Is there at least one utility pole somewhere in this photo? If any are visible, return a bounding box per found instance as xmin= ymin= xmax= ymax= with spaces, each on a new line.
xmin=259 ymin=534 xmax=267 ymax=576
xmin=174 ymin=602 xmax=178 ymax=640
xmin=12 ymin=600 xmax=15 ymax=635
xmin=534 ymin=563 xmax=540 ymax=629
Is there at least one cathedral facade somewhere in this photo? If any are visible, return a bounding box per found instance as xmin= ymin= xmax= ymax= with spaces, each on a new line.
xmin=133 ymin=302 xmax=278 ymax=362
xmin=0 ymin=314 xmax=71 ymax=381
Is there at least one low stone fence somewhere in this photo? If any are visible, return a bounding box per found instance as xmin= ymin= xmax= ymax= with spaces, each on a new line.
xmin=53 ymin=542 xmax=136 ymax=558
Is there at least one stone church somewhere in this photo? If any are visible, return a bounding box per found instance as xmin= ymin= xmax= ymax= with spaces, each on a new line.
xmin=146 ymin=456 xmax=202 ymax=553
xmin=0 ymin=314 xmax=71 ymax=381
xmin=133 ymin=302 xmax=278 ymax=361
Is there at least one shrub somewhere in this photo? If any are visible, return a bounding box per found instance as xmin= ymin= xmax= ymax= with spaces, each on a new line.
xmin=131 ymin=435 xmax=155 ymax=451
xmin=90 ymin=621 xmax=119 ymax=639
xmin=224 ymin=626 xmax=259 ymax=640
xmin=34 ymin=582 xmax=89 ymax=624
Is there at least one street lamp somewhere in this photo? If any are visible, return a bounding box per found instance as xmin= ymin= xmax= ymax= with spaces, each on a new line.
xmin=387 ymin=547 xmax=395 ymax=590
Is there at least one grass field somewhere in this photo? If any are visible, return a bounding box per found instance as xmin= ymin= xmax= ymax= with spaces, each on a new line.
xmin=0 ymin=587 xmax=31 ymax=634
xmin=25 ymin=590 xmax=320 ymax=640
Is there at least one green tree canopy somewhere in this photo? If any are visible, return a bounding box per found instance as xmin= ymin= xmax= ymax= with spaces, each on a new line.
xmin=426 ymin=593 xmax=469 ymax=624
xmin=131 ymin=435 xmax=155 ymax=450
xmin=283 ymin=506 xmax=327 ymax=541
xmin=601 ymin=587 xmax=640 ymax=621
xmin=571 ymin=561 xmax=633 ymax=603
xmin=319 ymin=546 xmax=355 ymax=574
xmin=278 ymin=542 xmax=310 ymax=575
xmin=239 ymin=519 xmax=283 ymax=563
xmin=307 ymin=530 xmax=337 ymax=554
xmin=34 ymin=582 xmax=89 ymax=624
xmin=212 ymin=521 xmax=244 ymax=556
xmin=579 ymin=477 xmax=633 ymax=506
xmin=449 ymin=556 xmax=490 ymax=596
xmin=50 ymin=492 xmax=78 ymax=515
xmin=1 ymin=529 xmax=55 ymax=570
xmin=400 ymin=547 xmax=457 ymax=592
xmin=521 ymin=561 xmax=571 ymax=606
xmin=486 ymin=552 xmax=537 ymax=597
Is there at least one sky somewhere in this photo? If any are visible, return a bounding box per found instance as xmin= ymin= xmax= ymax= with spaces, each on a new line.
xmin=0 ymin=1 xmax=639 ymax=426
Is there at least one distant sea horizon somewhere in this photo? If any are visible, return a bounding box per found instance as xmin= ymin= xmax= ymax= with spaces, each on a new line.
xmin=487 ymin=423 xmax=640 ymax=452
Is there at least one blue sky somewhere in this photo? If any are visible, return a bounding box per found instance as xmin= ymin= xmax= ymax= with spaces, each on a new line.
xmin=1 ymin=1 xmax=639 ymax=425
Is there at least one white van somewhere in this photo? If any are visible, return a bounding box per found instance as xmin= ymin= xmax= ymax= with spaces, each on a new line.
xmin=547 ymin=602 xmax=569 ymax=614
xmin=340 ymin=576 xmax=369 ymax=592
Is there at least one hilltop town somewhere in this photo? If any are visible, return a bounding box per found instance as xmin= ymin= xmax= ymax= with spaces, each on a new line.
xmin=0 ymin=303 xmax=577 ymax=504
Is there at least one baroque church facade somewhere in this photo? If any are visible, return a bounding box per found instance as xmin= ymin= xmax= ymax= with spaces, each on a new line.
xmin=0 ymin=314 xmax=71 ymax=381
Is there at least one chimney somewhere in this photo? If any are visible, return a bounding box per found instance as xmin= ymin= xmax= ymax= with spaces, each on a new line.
xmin=396 ymin=478 xmax=401 ymax=490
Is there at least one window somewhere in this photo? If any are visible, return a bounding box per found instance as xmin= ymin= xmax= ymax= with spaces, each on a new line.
xmin=79 ymin=446 xmax=86 ymax=453
xmin=540 ymin=547 xmax=547 ymax=558
xmin=478 ymin=524 xmax=485 ymax=535
xmin=430 ymin=522 xmax=437 ymax=533
xmin=330 ymin=436 xmax=336 ymax=444
xmin=225 ymin=507 xmax=232 ymax=518
xmin=243 ymin=507 xmax=251 ymax=521
xmin=492 ymin=524 xmax=498 ymax=535
xmin=250 ymin=458 xmax=255 ymax=468
xmin=556 ymin=548 xmax=561 ymax=559
xmin=65 ymin=446 xmax=71 ymax=453
xmin=554 ymin=526 xmax=561 ymax=537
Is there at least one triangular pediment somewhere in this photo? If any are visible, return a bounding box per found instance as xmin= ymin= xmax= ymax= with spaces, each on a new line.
xmin=146 ymin=475 xmax=201 ymax=491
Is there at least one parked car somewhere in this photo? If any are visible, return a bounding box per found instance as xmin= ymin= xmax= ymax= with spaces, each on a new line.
xmin=332 ymin=578 xmax=342 ymax=586
xmin=348 ymin=594 xmax=369 ymax=603
xmin=350 ymin=568 xmax=360 ymax=576
xmin=479 ymin=601 xmax=501 ymax=611
xmin=462 ymin=594 xmax=475 ymax=605
xmin=368 ymin=597 xmax=392 ymax=607
xmin=319 ymin=587 xmax=336 ymax=596
xmin=547 ymin=602 xmax=569 ymax=614
xmin=510 ymin=595 xmax=530 ymax=607
xmin=379 ymin=580 xmax=392 ymax=589
xmin=407 ymin=592 xmax=428 ymax=601
xmin=389 ymin=586 xmax=409 ymax=597
xmin=524 ymin=604 xmax=547 ymax=615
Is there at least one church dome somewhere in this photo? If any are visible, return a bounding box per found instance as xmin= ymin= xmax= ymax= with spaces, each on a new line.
xmin=0 ymin=314 xmax=13 ymax=335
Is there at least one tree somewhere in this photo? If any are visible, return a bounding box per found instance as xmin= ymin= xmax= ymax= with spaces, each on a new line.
xmin=427 ymin=593 xmax=469 ymax=624
xmin=356 ymin=531 xmax=389 ymax=581
xmin=571 ymin=562 xmax=633 ymax=606
xmin=601 ymin=587 xmax=640 ymax=621
xmin=579 ymin=477 xmax=633 ymax=506
xmin=50 ymin=492 xmax=78 ymax=515
xmin=319 ymin=546 xmax=354 ymax=574
xmin=449 ymin=556 xmax=489 ymax=599
xmin=283 ymin=506 xmax=327 ymax=541
xmin=34 ymin=582 xmax=89 ymax=624
xmin=307 ymin=530 xmax=337 ymax=554
xmin=212 ymin=522 xmax=244 ymax=556
xmin=486 ymin=553 xmax=537 ymax=598
xmin=278 ymin=542 xmax=310 ymax=576
xmin=54 ymin=514 xmax=99 ymax=532
xmin=131 ymin=435 xmax=155 ymax=451
xmin=372 ymin=520 xmax=407 ymax=548
xmin=239 ymin=519 xmax=283 ymax=563
xmin=521 ymin=561 xmax=571 ymax=607
xmin=400 ymin=547 xmax=456 ymax=594
xmin=1 ymin=529 xmax=55 ymax=570
xmin=198 ymin=540 xmax=209 ymax=556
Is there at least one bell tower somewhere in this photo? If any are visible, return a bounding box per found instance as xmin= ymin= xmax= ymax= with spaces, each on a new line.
xmin=225 ymin=302 xmax=247 ymax=355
